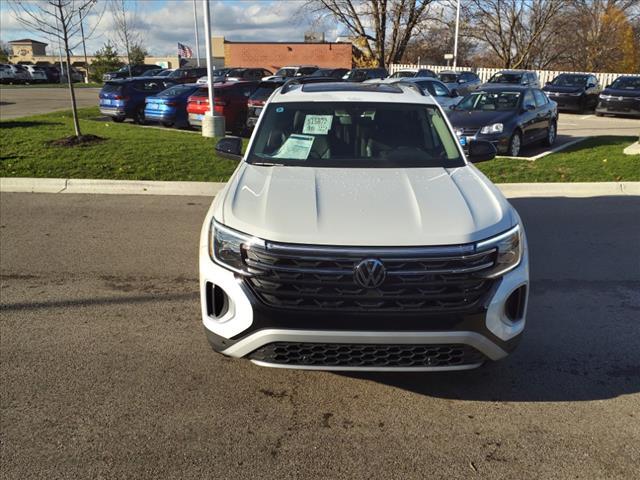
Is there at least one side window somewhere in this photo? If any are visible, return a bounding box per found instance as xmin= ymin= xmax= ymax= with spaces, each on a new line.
xmin=431 ymin=82 xmax=449 ymax=97
xmin=533 ymin=89 xmax=547 ymax=107
xmin=523 ymin=90 xmax=535 ymax=107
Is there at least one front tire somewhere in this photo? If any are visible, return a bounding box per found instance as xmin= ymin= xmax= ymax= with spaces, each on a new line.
xmin=111 ymin=117 xmax=124 ymax=123
xmin=133 ymin=107 xmax=146 ymax=125
xmin=543 ymin=121 xmax=557 ymax=147
xmin=508 ymin=131 xmax=522 ymax=157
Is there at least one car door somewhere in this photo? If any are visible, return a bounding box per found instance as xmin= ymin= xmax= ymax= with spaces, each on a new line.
xmin=533 ymin=89 xmax=552 ymax=140
xmin=520 ymin=89 xmax=538 ymax=144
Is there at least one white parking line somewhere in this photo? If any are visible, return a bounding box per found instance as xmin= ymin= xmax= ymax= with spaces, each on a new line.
xmin=580 ymin=115 xmax=594 ymax=120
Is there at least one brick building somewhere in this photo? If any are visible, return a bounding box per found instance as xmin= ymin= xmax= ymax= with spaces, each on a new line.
xmin=219 ymin=39 xmax=353 ymax=72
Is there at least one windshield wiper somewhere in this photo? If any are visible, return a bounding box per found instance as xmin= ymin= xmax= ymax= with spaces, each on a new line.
xmin=252 ymin=161 xmax=284 ymax=166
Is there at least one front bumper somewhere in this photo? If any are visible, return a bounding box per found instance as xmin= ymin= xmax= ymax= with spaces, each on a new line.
xmin=458 ymin=131 xmax=511 ymax=155
xmin=545 ymin=93 xmax=583 ymax=111
xmin=596 ymin=99 xmax=640 ymax=117
xmin=199 ymin=232 xmax=530 ymax=371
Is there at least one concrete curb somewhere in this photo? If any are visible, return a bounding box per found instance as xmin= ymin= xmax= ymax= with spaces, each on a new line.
xmin=2 ymin=177 xmax=639 ymax=198
xmin=623 ymin=141 xmax=640 ymax=155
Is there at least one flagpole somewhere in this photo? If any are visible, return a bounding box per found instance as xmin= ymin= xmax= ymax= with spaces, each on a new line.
xmin=192 ymin=0 xmax=201 ymax=67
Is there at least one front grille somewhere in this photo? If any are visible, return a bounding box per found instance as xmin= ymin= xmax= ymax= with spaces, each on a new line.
xmin=458 ymin=127 xmax=479 ymax=136
xmin=249 ymin=342 xmax=486 ymax=368
xmin=243 ymin=243 xmax=497 ymax=313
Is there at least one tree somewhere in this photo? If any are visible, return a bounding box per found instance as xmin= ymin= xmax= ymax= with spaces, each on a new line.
xmin=129 ymin=42 xmax=148 ymax=65
xmin=9 ymin=0 xmax=101 ymax=138
xmin=89 ymin=42 xmax=123 ymax=82
xmin=0 ymin=41 xmax=10 ymax=63
xmin=305 ymin=0 xmax=436 ymax=68
xmin=110 ymin=0 xmax=142 ymax=76
xmin=463 ymin=0 xmax=567 ymax=69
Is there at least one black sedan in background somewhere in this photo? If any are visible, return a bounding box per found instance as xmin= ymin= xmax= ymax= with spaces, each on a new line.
xmin=543 ymin=73 xmax=601 ymax=113
xmin=448 ymin=86 xmax=558 ymax=157
xmin=596 ymin=76 xmax=640 ymax=117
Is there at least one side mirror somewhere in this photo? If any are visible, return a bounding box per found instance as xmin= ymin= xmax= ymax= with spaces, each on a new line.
xmin=606 ymin=84 xmax=611 ymax=89
xmin=457 ymin=78 xmax=465 ymax=84
xmin=215 ymin=136 xmax=243 ymax=160
xmin=587 ymin=83 xmax=596 ymax=88
xmin=545 ymin=81 xmax=551 ymax=86
xmin=524 ymin=103 xmax=536 ymax=112
xmin=450 ymin=89 xmax=459 ymax=97
xmin=467 ymin=140 xmax=496 ymax=163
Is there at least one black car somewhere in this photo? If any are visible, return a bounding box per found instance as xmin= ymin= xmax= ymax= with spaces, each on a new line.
xmin=246 ymin=80 xmax=286 ymax=130
xmin=543 ymin=73 xmax=601 ymax=113
xmin=167 ymin=67 xmax=208 ymax=84
xmin=448 ymin=86 xmax=558 ymax=157
xmin=484 ymin=70 xmax=540 ymax=88
xmin=309 ymin=68 xmax=349 ymax=79
xmin=438 ymin=70 xmax=482 ymax=96
xmin=595 ymin=76 xmax=640 ymax=117
xmin=102 ymin=64 xmax=160 ymax=81
xmin=343 ymin=68 xmax=389 ymax=82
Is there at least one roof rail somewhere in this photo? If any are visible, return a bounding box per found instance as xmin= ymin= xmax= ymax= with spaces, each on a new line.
xmin=280 ymin=76 xmax=340 ymax=94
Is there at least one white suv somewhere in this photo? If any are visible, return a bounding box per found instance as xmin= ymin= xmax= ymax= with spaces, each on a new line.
xmin=200 ymin=81 xmax=529 ymax=371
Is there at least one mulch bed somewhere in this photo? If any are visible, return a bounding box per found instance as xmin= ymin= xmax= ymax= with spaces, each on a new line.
xmin=48 ymin=134 xmax=105 ymax=147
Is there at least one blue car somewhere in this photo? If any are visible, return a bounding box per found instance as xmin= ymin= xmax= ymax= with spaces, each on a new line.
xmin=99 ymin=77 xmax=175 ymax=123
xmin=144 ymin=83 xmax=201 ymax=128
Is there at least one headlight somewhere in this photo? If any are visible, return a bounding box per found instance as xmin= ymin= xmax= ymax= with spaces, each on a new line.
xmin=454 ymin=127 xmax=464 ymax=137
xmin=209 ymin=220 xmax=264 ymax=275
xmin=476 ymin=225 xmax=523 ymax=278
xmin=480 ymin=123 xmax=503 ymax=134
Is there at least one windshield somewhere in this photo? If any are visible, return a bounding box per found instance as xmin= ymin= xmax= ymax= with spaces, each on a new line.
xmin=102 ymin=83 xmax=124 ymax=94
xmin=610 ymin=77 xmax=640 ymax=90
xmin=275 ymin=68 xmax=297 ymax=78
xmin=158 ymin=85 xmax=197 ymax=97
xmin=391 ymin=71 xmax=415 ymax=78
xmin=488 ymin=73 xmax=523 ymax=84
xmin=226 ymin=68 xmax=247 ymax=77
xmin=156 ymin=70 xmax=173 ymax=77
xmin=310 ymin=69 xmax=330 ymax=77
xmin=250 ymin=86 xmax=279 ymax=101
xmin=551 ymin=74 xmax=588 ymax=87
xmin=456 ymin=91 xmax=521 ymax=111
xmin=439 ymin=73 xmax=459 ymax=83
xmin=247 ymin=102 xmax=463 ymax=168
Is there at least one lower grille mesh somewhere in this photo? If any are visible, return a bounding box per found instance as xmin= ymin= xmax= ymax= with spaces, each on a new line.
xmin=249 ymin=342 xmax=485 ymax=368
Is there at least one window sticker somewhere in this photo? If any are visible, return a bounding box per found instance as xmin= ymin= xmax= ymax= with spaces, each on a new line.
xmin=272 ymin=134 xmax=314 ymax=160
xmin=302 ymin=115 xmax=333 ymax=135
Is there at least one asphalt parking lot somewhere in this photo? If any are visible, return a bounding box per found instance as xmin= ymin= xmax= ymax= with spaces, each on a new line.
xmin=0 ymin=87 xmax=100 ymax=119
xmin=1 ymin=192 xmax=639 ymax=479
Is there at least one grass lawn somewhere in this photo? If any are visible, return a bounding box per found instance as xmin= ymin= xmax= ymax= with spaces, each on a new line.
xmin=476 ymin=136 xmax=639 ymax=182
xmin=1 ymin=107 xmax=638 ymax=183
xmin=0 ymin=107 xmax=238 ymax=182
xmin=0 ymin=83 xmax=103 ymax=89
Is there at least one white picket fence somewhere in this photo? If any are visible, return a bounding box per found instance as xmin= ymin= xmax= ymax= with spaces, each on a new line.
xmin=389 ymin=63 xmax=639 ymax=86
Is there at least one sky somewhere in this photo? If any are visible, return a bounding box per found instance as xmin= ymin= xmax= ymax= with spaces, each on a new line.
xmin=0 ymin=0 xmax=342 ymax=57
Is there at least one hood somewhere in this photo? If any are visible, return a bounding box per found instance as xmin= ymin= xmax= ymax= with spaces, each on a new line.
xmin=601 ymin=87 xmax=640 ymax=98
xmin=219 ymin=164 xmax=513 ymax=246
xmin=448 ymin=110 xmax=515 ymax=129
xmin=543 ymin=85 xmax=585 ymax=94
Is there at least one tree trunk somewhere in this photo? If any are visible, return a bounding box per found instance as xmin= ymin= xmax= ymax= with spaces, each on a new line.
xmin=58 ymin=1 xmax=81 ymax=137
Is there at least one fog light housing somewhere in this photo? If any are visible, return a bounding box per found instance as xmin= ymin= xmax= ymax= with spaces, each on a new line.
xmin=505 ymin=285 xmax=527 ymax=321
xmin=205 ymin=282 xmax=230 ymax=319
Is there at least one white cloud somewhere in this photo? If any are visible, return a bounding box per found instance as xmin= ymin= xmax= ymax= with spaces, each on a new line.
xmin=1 ymin=0 xmax=343 ymax=57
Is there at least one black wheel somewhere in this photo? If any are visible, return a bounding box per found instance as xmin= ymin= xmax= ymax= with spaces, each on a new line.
xmin=161 ymin=121 xmax=174 ymax=128
xmin=507 ymin=131 xmax=522 ymax=157
xmin=595 ymin=112 xmax=604 ymax=117
xmin=133 ymin=107 xmax=145 ymax=125
xmin=111 ymin=117 xmax=124 ymax=123
xmin=543 ymin=121 xmax=557 ymax=147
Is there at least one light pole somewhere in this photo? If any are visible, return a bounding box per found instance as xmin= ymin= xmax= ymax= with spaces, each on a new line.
xmin=202 ymin=0 xmax=224 ymax=138
xmin=78 ymin=1 xmax=94 ymax=83
xmin=453 ymin=0 xmax=461 ymax=68
xmin=193 ymin=0 xmax=201 ymax=67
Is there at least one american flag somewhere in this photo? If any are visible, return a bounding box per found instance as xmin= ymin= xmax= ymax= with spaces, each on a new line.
xmin=178 ymin=43 xmax=193 ymax=58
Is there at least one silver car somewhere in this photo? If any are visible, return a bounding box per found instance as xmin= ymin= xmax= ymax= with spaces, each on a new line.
xmin=391 ymin=77 xmax=462 ymax=108
xmin=438 ymin=70 xmax=482 ymax=96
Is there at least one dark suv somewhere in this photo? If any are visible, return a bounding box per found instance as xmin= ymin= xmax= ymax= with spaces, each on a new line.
xmin=102 ymin=64 xmax=160 ymax=81
xmin=484 ymin=70 xmax=540 ymax=89
xmin=99 ymin=77 xmax=176 ymax=123
xmin=343 ymin=68 xmax=389 ymax=82
xmin=168 ymin=67 xmax=208 ymax=84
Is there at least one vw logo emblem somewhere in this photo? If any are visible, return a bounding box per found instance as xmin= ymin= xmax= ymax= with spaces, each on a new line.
xmin=354 ymin=259 xmax=386 ymax=289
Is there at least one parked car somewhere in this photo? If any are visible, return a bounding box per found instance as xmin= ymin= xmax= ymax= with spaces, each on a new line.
xmin=343 ymin=68 xmax=389 ymax=82
xmin=262 ymin=65 xmax=319 ymax=81
xmin=308 ymin=68 xmax=349 ymax=79
xmin=145 ymin=68 xmax=165 ymax=77
xmin=186 ymin=80 xmax=259 ymax=133
xmin=543 ymin=73 xmax=601 ymax=113
xmin=484 ymin=70 xmax=540 ymax=88
xmin=144 ymin=83 xmax=201 ymax=128
xmin=595 ymin=75 xmax=640 ymax=117
xmin=167 ymin=67 xmax=208 ymax=84
xmin=99 ymin=77 xmax=176 ymax=123
xmin=154 ymin=69 xmax=175 ymax=77
xmin=102 ymin=64 xmax=160 ymax=81
xmin=41 ymin=65 xmax=61 ymax=83
xmin=387 ymin=68 xmax=437 ymax=79
xmin=246 ymin=80 xmax=286 ymax=130
xmin=448 ymin=86 xmax=558 ymax=157
xmin=201 ymin=81 xmax=529 ymax=371
xmin=2 ymin=64 xmax=30 ymax=84
xmin=438 ymin=70 xmax=482 ymax=96
xmin=24 ymin=65 xmax=48 ymax=83
xmin=390 ymin=77 xmax=462 ymax=108
xmin=0 ymin=64 xmax=16 ymax=84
